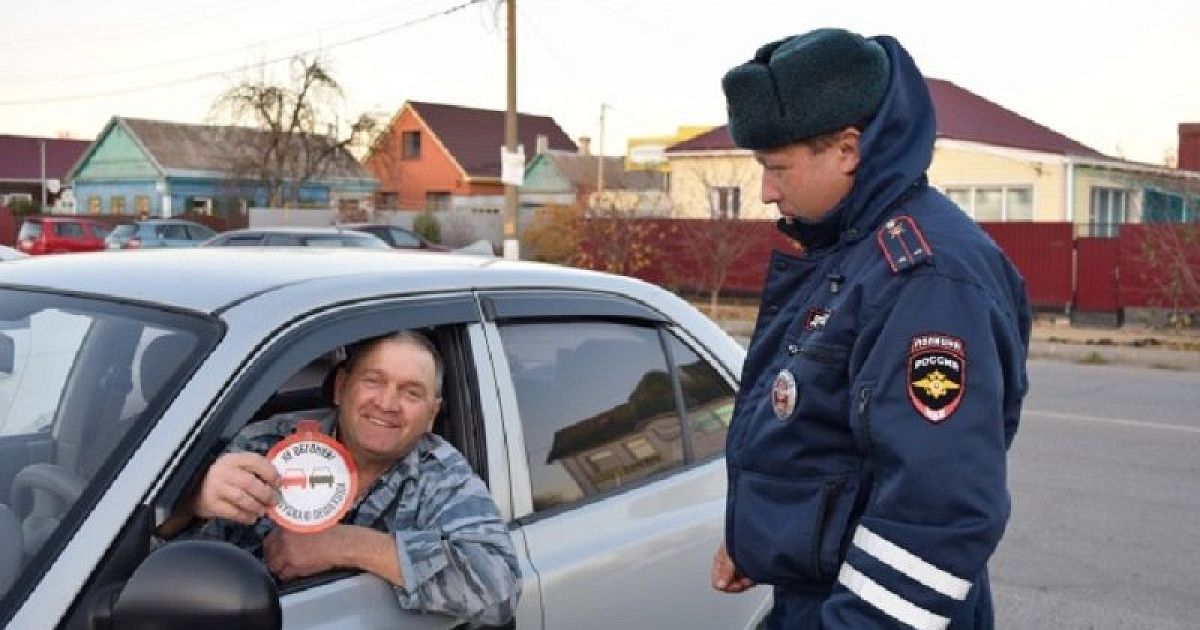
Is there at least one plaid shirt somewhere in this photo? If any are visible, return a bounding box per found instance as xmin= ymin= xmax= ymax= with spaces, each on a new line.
xmin=194 ymin=409 xmax=521 ymax=626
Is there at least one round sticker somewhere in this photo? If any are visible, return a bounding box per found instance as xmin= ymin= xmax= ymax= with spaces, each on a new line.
xmin=771 ymin=368 xmax=798 ymax=420
xmin=265 ymin=420 xmax=358 ymax=533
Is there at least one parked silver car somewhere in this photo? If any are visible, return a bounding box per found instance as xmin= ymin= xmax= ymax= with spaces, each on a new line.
xmin=105 ymin=219 xmax=217 ymax=250
xmin=0 ymin=249 xmax=769 ymax=629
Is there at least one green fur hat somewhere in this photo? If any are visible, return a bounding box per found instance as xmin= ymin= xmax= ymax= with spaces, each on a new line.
xmin=722 ymin=28 xmax=891 ymax=150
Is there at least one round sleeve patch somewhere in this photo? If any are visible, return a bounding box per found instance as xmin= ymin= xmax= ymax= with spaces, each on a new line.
xmin=907 ymin=334 xmax=966 ymax=424
xmin=265 ymin=419 xmax=358 ymax=533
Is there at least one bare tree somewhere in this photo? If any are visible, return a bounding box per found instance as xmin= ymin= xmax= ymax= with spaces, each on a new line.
xmin=664 ymin=159 xmax=777 ymax=314
xmin=210 ymin=56 xmax=378 ymax=207
xmin=576 ymin=186 xmax=669 ymax=276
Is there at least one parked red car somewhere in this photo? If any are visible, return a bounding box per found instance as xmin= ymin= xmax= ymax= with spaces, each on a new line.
xmin=16 ymin=217 xmax=109 ymax=255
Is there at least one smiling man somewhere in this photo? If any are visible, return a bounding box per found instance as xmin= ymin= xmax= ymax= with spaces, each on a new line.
xmin=160 ymin=331 xmax=521 ymax=626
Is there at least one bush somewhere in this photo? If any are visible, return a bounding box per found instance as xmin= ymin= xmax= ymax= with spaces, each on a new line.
xmin=413 ymin=210 xmax=441 ymax=244
xmin=6 ymin=198 xmax=41 ymax=216
xmin=521 ymin=204 xmax=580 ymax=264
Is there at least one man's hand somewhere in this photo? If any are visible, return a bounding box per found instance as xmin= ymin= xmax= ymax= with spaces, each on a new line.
xmin=192 ymin=451 xmax=280 ymax=525
xmin=711 ymin=542 xmax=755 ymax=593
xmin=263 ymin=525 xmax=403 ymax=584
xmin=263 ymin=526 xmax=344 ymax=581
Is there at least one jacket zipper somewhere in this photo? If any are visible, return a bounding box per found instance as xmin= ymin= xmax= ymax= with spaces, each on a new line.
xmin=796 ymin=345 xmax=844 ymax=364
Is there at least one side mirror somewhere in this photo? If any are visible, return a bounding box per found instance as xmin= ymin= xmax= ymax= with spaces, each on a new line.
xmin=111 ymin=540 xmax=280 ymax=630
xmin=0 ymin=332 xmax=13 ymax=375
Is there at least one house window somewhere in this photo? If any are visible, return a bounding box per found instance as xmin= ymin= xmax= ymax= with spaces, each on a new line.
xmin=87 ymin=196 xmax=102 ymax=214
xmin=110 ymin=196 xmax=127 ymax=215
xmin=709 ymin=186 xmax=741 ymax=219
xmin=377 ymin=192 xmax=399 ymax=209
xmin=134 ymin=195 xmax=150 ymax=215
xmin=426 ymin=191 xmax=451 ymax=211
xmin=1143 ymin=189 xmax=1193 ymax=224
xmin=1089 ymin=187 xmax=1130 ymax=237
xmin=189 ymin=197 xmax=213 ymax=215
xmin=402 ymin=131 xmax=421 ymax=160
xmin=944 ymin=185 xmax=1034 ymax=222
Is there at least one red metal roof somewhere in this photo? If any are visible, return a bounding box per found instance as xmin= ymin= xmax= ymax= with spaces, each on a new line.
xmin=926 ymin=79 xmax=1105 ymax=157
xmin=0 ymin=135 xmax=91 ymax=181
xmin=666 ymin=79 xmax=1107 ymax=158
xmin=408 ymin=101 xmax=576 ymax=179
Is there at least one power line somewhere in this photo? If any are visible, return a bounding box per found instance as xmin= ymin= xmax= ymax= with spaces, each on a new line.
xmin=2 ymin=0 xmax=450 ymax=84
xmin=0 ymin=0 xmax=488 ymax=107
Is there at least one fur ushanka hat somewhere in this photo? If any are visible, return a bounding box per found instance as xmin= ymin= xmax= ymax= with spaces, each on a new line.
xmin=722 ymin=28 xmax=891 ymax=150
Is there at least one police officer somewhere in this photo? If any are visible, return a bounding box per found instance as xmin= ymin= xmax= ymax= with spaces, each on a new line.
xmin=710 ymin=28 xmax=1032 ymax=629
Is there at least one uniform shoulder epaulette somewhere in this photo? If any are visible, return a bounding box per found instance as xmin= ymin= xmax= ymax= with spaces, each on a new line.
xmin=876 ymin=215 xmax=933 ymax=274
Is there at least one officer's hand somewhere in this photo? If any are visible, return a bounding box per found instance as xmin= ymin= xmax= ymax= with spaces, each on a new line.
xmin=192 ymin=451 xmax=280 ymax=525
xmin=711 ymin=542 xmax=755 ymax=593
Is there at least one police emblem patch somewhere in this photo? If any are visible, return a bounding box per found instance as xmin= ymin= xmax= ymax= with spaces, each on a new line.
xmin=771 ymin=368 xmax=798 ymax=420
xmin=266 ymin=419 xmax=358 ymax=533
xmin=907 ymin=334 xmax=966 ymax=424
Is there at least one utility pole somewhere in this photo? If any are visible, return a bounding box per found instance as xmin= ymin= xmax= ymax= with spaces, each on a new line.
xmin=502 ymin=0 xmax=519 ymax=260
xmin=596 ymin=103 xmax=608 ymax=196
xmin=39 ymin=140 xmax=47 ymax=211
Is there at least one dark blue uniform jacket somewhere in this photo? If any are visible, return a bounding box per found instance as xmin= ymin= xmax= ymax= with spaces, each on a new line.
xmin=725 ymin=36 xmax=1032 ymax=630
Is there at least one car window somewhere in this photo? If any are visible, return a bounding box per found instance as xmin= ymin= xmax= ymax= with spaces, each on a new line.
xmin=54 ymin=222 xmax=84 ymax=238
xmin=157 ymin=224 xmax=188 ymax=240
xmin=389 ymin=228 xmax=421 ymax=247
xmin=186 ymin=225 xmax=215 ymax=240
xmin=666 ymin=333 xmax=735 ymax=461
xmin=223 ymin=235 xmax=264 ymax=246
xmin=16 ymin=222 xmax=41 ymax=240
xmin=498 ymin=321 xmax=686 ymax=514
xmin=110 ymin=224 xmax=136 ymax=238
xmin=266 ymin=234 xmax=304 ymax=246
xmin=90 ymin=224 xmax=109 ymax=239
xmin=0 ymin=289 xmax=216 ymax=610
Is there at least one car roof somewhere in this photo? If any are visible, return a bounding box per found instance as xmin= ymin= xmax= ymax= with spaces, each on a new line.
xmin=0 ymin=248 xmax=660 ymax=315
xmin=23 ymin=216 xmax=102 ymax=224
xmin=220 ymin=226 xmax=372 ymax=236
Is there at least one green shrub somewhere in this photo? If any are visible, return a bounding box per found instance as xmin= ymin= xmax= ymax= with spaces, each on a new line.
xmin=413 ymin=210 xmax=441 ymax=244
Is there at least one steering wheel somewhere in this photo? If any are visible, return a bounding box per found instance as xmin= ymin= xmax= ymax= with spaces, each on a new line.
xmin=11 ymin=463 xmax=87 ymax=557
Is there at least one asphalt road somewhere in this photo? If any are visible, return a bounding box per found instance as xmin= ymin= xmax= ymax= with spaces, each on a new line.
xmin=992 ymin=359 xmax=1200 ymax=629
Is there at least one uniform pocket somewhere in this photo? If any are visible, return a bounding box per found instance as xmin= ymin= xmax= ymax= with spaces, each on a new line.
xmin=730 ymin=470 xmax=859 ymax=586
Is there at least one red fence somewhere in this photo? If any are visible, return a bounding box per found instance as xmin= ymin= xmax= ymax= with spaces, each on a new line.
xmin=0 ymin=207 xmax=15 ymax=246
xmin=581 ymin=219 xmax=1199 ymax=316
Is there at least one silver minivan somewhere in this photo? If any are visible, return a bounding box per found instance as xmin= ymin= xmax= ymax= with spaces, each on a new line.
xmin=0 ymin=248 xmax=770 ymax=629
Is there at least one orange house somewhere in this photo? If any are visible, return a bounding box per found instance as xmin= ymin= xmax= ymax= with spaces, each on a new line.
xmin=366 ymin=101 xmax=576 ymax=210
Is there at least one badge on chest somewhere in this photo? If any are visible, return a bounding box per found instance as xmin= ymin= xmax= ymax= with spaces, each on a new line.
xmin=771 ymin=368 xmax=798 ymax=420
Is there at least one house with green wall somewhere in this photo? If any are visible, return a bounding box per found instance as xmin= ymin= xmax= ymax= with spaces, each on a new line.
xmin=67 ymin=117 xmax=377 ymax=219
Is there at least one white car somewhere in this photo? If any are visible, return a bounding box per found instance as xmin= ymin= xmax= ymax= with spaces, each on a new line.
xmin=0 ymin=248 xmax=770 ymax=629
xmin=0 ymin=245 xmax=28 ymax=262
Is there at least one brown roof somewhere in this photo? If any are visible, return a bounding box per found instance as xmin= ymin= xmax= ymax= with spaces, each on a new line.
xmin=119 ymin=117 xmax=373 ymax=180
xmin=540 ymin=150 xmax=665 ymax=191
xmin=409 ymin=101 xmax=576 ymax=179
xmin=666 ymin=79 xmax=1107 ymax=158
xmin=0 ymin=135 xmax=91 ymax=181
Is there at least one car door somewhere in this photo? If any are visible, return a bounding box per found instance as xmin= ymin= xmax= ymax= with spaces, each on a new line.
xmin=142 ymin=292 xmax=516 ymax=629
xmin=478 ymin=290 xmax=767 ymax=630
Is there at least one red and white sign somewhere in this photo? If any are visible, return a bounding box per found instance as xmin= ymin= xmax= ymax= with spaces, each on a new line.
xmin=265 ymin=420 xmax=357 ymax=533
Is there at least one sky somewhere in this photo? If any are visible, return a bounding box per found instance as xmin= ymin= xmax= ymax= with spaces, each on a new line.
xmin=3 ymin=0 xmax=1198 ymax=165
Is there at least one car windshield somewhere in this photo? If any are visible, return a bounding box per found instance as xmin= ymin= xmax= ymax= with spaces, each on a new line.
xmin=109 ymin=224 xmax=137 ymax=238
xmin=0 ymin=288 xmax=218 ymax=609
xmin=301 ymin=235 xmax=389 ymax=249
xmin=16 ymin=223 xmax=41 ymax=240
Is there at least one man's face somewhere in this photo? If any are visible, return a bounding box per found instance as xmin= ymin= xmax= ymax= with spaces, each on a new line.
xmin=755 ymin=129 xmax=860 ymax=222
xmin=334 ymin=338 xmax=441 ymax=468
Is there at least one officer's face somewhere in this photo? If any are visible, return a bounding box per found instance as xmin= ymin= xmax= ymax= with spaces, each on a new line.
xmin=756 ymin=128 xmax=860 ymax=222
xmin=334 ymin=338 xmax=441 ymax=470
